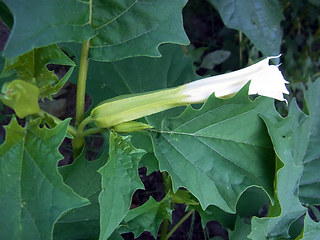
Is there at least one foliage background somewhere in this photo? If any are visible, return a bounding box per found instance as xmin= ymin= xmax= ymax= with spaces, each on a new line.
xmin=0 ymin=0 xmax=319 ymax=239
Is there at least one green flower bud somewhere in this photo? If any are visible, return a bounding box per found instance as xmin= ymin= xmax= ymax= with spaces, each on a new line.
xmin=90 ymin=86 xmax=185 ymax=128
xmin=111 ymin=121 xmax=153 ymax=133
xmin=0 ymin=79 xmax=40 ymax=118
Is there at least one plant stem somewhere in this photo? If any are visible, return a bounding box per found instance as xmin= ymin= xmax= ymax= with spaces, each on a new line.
xmin=165 ymin=209 xmax=195 ymax=240
xmin=77 ymin=116 xmax=93 ymax=133
xmin=75 ymin=40 xmax=90 ymax=126
xmin=81 ymin=127 xmax=105 ymax=137
xmin=73 ymin=0 xmax=92 ymax=158
xmin=160 ymin=172 xmax=172 ymax=240
xmin=160 ymin=218 xmax=169 ymax=240
xmin=72 ymin=40 xmax=90 ymax=157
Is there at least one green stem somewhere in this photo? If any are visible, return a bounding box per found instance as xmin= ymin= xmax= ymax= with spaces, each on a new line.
xmin=165 ymin=209 xmax=195 ymax=240
xmin=81 ymin=127 xmax=105 ymax=137
xmin=160 ymin=172 xmax=172 ymax=240
xmin=75 ymin=0 xmax=92 ymax=126
xmin=75 ymin=40 xmax=90 ymax=126
xmin=77 ymin=116 xmax=93 ymax=133
xmin=72 ymin=40 xmax=90 ymax=158
xmin=160 ymin=219 xmax=169 ymax=240
xmin=72 ymin=0 xmax=92 ymax=158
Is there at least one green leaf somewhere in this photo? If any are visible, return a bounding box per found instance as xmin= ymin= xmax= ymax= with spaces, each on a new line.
xmin=200 ymin=50 xmax=231 ymax=69
xmin=298 ymin=214 xmax=320 ymax=240
xmin=228 ymin=216 xmax=251 ymax=240
xmin=0 ymin=117 xmax=89 ymax=240
xmin=236 ymin=187 xmax=271 ymax=219
xmin=191 ymin=204 xmax=236 ymax=230
xmin=3 ymin=0 xmax=188 ymax=61
xmin=2 ymin=0 xmax=94 ymax=58
xmin=0 ymin=1 xmax=13 ymax=29
xmin=250 ymin=101 xmax=308 ymax=239
xmin=208 ymin=0 xmax=284 ymax=56
xmin=131 ymin=131 xmax=160 ymax=175
xmin=89 ymin=0 xmax=189 ymax=61
xmin=98 ymin=132 xmax=146 ymax=240
xmin=119 ymin=197 xmax=171 ymax=238
xmin=299 ymin=79 xmax=320 ymax=205
xmin=53 ymin=150 xmax=107 ymax=240
xmin=151 ymin=85 xmax=276 ymax=213
xmin=3 ymin=45 xmax=75 ymax=99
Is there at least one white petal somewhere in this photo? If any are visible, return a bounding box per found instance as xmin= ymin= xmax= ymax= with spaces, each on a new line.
xmin=182 ymin=55 xmax=289 ymax=103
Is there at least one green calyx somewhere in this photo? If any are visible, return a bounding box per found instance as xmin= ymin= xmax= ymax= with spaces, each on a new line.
xmin=0 ymin=79 xmax=40 ymax=118
xmin=90 ymin=86 xmax=186 ymax=129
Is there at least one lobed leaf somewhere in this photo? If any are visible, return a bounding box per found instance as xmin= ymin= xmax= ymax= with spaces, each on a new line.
xmin=0 ymin=117 xmax=89 ymax=240
xmin=299 ymin=79 xmax=320 ymax=205
xmin=89 ymin=0 xmax=189 ymax=61
xmin=228 ymin=216 xmax=251 ymax=240
xmin=119 ymin=197 xmax=172 ymax=238
xmin=53 ymin=150 xmax=107 ymax=240
xmin=3 ymin=45 xmax=75 ymax=99
xmin=3 ymin=0 xmax=189 ymax=62
xmin=98 ymin=132 xmax=146 ymax=240
xmin=151 ymin=85 xmax=276 ymax=213
xmin=250 ymin=101 xmax=309 ymax=239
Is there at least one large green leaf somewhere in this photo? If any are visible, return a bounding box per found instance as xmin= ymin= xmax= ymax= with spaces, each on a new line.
xmin=3 ymin=0 xmax=189 ymax=62
xmin=208 ymin=0 xmax=284 ymax=56
xmin=299 ymin=79 xmax=320 ymax=205
xmin=119 ymin=197 xmax=171 ymax=238
xmin=98 ymin=132 xmax=146 ymax=240
xmin=2 ymin=45 xmax=75 ymax=99
xmin=151 ymin=86 xmax=276 ymax=213
xmin=2 ymin=0 xmax=94 ymax=58
xmin=53 ymin=150 xmax=107 ymax=240
xmin=0 ymin=117 xmax=89 ymax=240
xmin=89 ymin=0 xmax=189 ymax=61
xmin=249 ymin=101 xmax=308 ymax=239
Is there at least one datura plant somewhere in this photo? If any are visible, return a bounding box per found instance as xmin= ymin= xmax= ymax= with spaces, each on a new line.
xmin=0 ymin=1 xmax=320 ymax=240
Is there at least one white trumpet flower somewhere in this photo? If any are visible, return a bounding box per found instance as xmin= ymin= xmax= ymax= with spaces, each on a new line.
xmin=90 ymin=56 xmax=289 ymax=130
xmin=182 ymin=55 xmax=289 ymax=103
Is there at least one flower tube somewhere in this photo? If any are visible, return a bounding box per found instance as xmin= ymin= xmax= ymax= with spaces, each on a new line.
xmin=90 ymin=56 xmax=288 ymax=129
